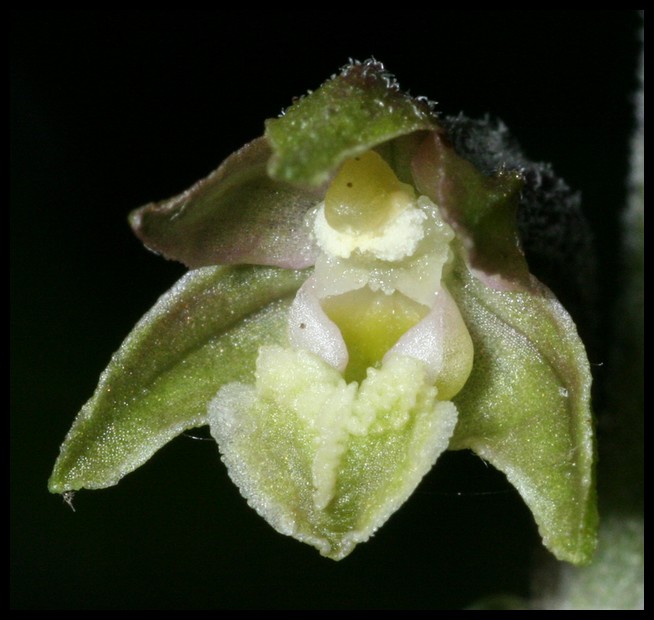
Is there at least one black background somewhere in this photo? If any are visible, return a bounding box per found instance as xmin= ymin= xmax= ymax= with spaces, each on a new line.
xmin=11 ymin=11 xmax=641 ymax=610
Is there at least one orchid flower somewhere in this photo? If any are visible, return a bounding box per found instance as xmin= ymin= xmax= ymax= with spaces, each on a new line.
xmin=49 ymin=60 xmax=597 ymax=564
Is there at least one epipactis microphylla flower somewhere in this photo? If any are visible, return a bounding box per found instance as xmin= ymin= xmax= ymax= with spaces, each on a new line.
xmin=49 ymin=60 xmax=598 ymax=564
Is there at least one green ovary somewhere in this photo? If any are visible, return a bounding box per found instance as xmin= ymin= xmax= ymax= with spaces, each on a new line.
xmin=208 ymin=346 xmax=457 ymax=560
xmin=321 ymin=287 xmax=429 ymax=384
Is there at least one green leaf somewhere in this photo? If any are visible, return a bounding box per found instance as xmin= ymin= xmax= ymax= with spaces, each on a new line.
xmin=448 ymin=260 xmax=597 ymax=565
xmin=129 ymin=138 xmax=322 ymax=270
xmin=265 ymin=59 xmax=437 ymax=186
xmin=412 ymin=131 xmax=529 ymax=288
xmin=49 ymin=265 xmax=307 ymax=494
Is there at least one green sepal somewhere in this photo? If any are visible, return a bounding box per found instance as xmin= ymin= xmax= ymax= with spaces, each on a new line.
xmin=265 ymin=60 xmax=437 ymax=187
xmin=448 ymin=259 xmax=597 ymax=565
xmin=49 ymin=265 xmax=308 ymax=494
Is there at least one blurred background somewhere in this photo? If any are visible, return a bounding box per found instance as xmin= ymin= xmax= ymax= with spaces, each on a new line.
xmin=11 ymin=11 xmax=641 ymax=609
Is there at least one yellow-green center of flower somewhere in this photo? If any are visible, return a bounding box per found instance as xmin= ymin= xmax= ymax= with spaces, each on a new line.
xmin=324 ymin=150 xmax=416 ymax=234
xmin=307 ymin=149 xmax=472 ymax=393
xmin=314 ymin=151 xmax=427 ymax=262
xmin=322 ymin=288 xmax=429 ymax=384
xmin=209 ymin=148 xmax=474 ymax=561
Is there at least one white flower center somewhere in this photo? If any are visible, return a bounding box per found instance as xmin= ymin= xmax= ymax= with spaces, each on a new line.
xmin=313 ymin=200 xmax=427 ymax=262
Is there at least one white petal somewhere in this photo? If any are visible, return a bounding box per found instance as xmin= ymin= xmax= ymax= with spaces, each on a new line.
xmin=387 ymin=287 xmax=473 ymax=399
xmin=287 ymin=276 xmax=348 ymax=373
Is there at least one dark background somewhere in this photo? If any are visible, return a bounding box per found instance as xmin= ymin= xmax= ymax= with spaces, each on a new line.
xmin=11 ymin=11 xmax=641 ymax=610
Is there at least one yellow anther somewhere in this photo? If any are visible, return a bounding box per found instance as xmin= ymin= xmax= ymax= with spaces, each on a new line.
xmin=324 ymin=151 xmax=415 ymax=234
